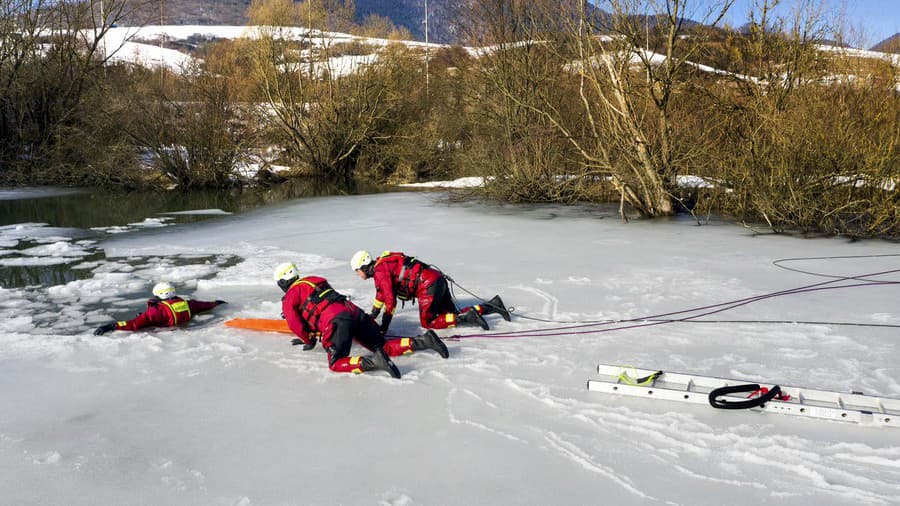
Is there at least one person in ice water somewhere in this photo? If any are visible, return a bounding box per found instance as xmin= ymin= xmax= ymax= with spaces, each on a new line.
xmin=274 ymin=262 xmax=449 ymax=379
xmin=350 ymin=250 xmax=511 ymax=334
xmin=93 ymin=282 xmax=225 ymax=335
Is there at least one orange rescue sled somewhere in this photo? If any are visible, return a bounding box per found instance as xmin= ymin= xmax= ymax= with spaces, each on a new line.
xmin=225 ymin=318 xmax=292 ymax=334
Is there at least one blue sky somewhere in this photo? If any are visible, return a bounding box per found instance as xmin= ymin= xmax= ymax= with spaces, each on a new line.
xmin=715 ymin=0 xmax=900 ymax=47
xmin=593 ymin=1 xmax=900 ymax=48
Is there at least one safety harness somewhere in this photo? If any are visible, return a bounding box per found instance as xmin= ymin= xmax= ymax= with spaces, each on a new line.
xmin=158 ymin=297 xmax=192 ymax=325
xmin=393 ymin=253 xmax=428 ymax=301
xmin=296 ymin=278 xmax=346 ymax=330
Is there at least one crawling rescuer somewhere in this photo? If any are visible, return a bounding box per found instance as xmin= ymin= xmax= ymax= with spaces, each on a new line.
xmin=275 ymin=262 xmax=449 ymax=379
xmin=93 ymin=282 xmax=226 ymax=335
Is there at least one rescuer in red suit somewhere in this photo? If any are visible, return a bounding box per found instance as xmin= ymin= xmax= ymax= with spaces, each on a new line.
xmin=93 ymin=281 xmax=225 ymax=335
xmin=350 ymin=250 xmax=511 ymax=334
xmin=274 ymin=262 xmax=449 ymax=379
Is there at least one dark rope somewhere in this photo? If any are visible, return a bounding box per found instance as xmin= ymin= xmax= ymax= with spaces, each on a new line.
xmin=708 ymin=384 xmax=784 ymax=410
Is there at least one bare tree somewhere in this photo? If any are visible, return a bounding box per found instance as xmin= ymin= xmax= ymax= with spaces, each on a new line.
xmin=564 ymin=0 xmax=735 ymax=218
xmin=245 ymin=0 xmax=421 ymax=181
xmin=0 ymin=0 xmax=147 ymax=182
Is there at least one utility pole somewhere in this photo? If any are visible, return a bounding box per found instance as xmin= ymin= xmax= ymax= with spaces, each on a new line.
xmin=100 ymin=0 xmax=107 ymax=67
xmin=160 ymin=0 xmax=165 ymax=86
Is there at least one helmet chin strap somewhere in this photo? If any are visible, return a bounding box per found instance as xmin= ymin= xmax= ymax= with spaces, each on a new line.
xmin=278 ymin=277 xmax=298 ymax=293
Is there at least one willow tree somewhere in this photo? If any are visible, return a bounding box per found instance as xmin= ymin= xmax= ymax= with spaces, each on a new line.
xmin=566 ymin=0 xmax=735 ymax=218
xmin=462 ymin=0 xmax=734 ymax=217
xmin=0 ymin=0 xmax=142 ymax=183
xmin=245 ymin=0 xmax=423 ymax=181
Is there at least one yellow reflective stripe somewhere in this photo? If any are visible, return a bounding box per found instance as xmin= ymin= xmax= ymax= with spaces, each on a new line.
xmin=318 ymin=288 xmax=333 ymax=297
xmin=473 ymin=305 xmax=482 ymax=312
xmin=374 ymin=251 xmax=393 ymax=268
xmin=116 ymin=321 xmax=127 ymax=327
xmin=160 ymin=300 xmax=177 ymax=324
xmin=170 ymin=300 xmax=189 ymax=313
xmin=401 ymin=338 xmax=410 ymax=347
xmin=350 ymin=356 xmax=363 ymax=374
xmin=445 ymin=314 xmax=455 ymax=323
xmin=373 ymin=299 xmax=385 ymax=309
xmin=296 ymin=279 xmax=316 ymax=288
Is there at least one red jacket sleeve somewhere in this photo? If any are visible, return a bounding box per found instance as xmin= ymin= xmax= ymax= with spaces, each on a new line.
xmin=281 ymin=287 xmax=310 ymax=344
xmin=115 ymin=304 xmax=167 ymax=331
xmin=373 ymin=266 xmax=397 ymax=315
xmin=188 ymin=299 xmax=219 ymax=313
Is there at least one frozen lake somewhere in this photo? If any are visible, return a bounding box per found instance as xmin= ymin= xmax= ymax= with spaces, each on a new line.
xmin=1 ymin=191 xmax=899 ymax=505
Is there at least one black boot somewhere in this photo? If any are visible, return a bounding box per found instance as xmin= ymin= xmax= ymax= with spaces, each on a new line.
xmin=362 ymin=347 xmax=402 ymax=379
xmin=413 ymin=330 xmax=449 ymax=359
xmin=483 ymin=295 xmax=511 ymax=322
xmin=458 ymin=308 xmax=489 ymax=330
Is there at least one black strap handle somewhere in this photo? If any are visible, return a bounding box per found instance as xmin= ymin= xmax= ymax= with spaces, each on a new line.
xmin=708 ymin=383 xmax=783 ymax=410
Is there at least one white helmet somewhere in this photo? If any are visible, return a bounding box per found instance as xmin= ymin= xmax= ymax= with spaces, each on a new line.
xmin=350 ymin=250 xmax=373 ymax=271
xmin=152 ymin=281 xmax=176 ymax=299
xmin=274 ymin=262 xmax=299 ymax=292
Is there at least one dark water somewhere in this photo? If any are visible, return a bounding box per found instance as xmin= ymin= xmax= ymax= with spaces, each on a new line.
xmin=0 ymin=179 xmax=381 ymax=228
xmin=0 ymin=179 xmax=382 ymax=288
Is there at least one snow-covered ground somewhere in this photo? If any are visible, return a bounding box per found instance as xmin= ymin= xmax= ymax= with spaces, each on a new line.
xmin=2 ymin=191 xmax=900 ymax=505
xmin=95 ymin=25 xmax=445 ymax=73
xmin=75 ymin=25 xmax=900 ymax=94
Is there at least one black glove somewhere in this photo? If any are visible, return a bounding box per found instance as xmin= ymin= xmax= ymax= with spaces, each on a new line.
xmin=379 ymin=313 xmax=393 ymax=333
xmin=215 ymin=300 xmax=227 ymax=305
xmin=292 ymin=337 xmax=317 ymax=350
xmin=370 ymin=306 xmax=381 ymax=319
xmin=94 ymin=323 xmax=116 ymax=335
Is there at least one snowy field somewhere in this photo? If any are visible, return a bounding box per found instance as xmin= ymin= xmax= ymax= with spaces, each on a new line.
xmin=2 ymin=191 xmax=900 ymax=505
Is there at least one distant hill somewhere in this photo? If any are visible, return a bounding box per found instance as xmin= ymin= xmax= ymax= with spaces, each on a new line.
xmin=137 ymin=0 xmax=460 ymax=43
xmin=138 ymin=1 xmax=711 ymax=46
xmin=354 ymin=0 xmax=459 ymax=44
xmin=871 ymin=33 xmax=900 ymax=53
xmin=151 ymin=0 xmax=251 ymax=26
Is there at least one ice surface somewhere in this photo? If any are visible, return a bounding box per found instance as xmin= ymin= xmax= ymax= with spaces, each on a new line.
xmin=0 ymin=187 xmax=86 ymax=200
xmin=160 ymin=209 xmax=233 ymax=216
xmin=19 ymin=241 xmax=90 ymax=258
xmin=0 ymin=256 xmax=80 ymax=266
xmin=1 ymin=191 xmax=899 ymax=505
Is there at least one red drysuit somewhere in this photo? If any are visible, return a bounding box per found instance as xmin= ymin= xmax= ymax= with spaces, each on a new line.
xmin=114 ymin=296 xmax=219 ymax=331
xmin=281 ymin=275 xmax=415 ymax=373
xmin=371 ymin=252 xmax=483 ymax=329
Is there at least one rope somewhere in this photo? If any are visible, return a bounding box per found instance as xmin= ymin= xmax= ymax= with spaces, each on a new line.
xmin=446 ymin=255 xmax=900 ymax=340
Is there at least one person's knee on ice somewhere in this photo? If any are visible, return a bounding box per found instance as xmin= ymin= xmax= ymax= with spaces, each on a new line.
xmin=350 ymin=249 xmax=508 ymax=333
xmin=276 ymin=262 xmax=402 ymax=378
